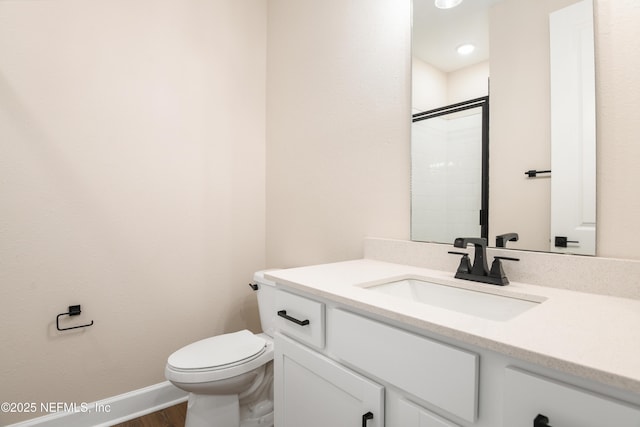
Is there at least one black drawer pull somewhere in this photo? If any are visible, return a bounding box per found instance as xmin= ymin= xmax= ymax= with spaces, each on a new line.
xmin=277 ymin=310 xmax=310 ymax=326
xmin=534 ymin=414 xmax=552 ymax=427
xmin=362 ymin=411 xmax=374 ymax=427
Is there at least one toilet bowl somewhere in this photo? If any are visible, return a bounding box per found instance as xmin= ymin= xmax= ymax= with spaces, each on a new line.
xmin=165 ymin=271 xmax=278 ymax=427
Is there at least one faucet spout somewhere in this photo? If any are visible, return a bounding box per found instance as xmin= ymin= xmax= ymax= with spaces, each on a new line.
xmin=453 ymin=237 xmax=489 ymax=276
xmin=495 ymin=232 xmax=519 ymax=248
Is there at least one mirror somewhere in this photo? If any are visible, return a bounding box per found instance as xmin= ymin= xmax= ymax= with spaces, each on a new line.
xmin=411 ymin=0 xmax=596 ymax=255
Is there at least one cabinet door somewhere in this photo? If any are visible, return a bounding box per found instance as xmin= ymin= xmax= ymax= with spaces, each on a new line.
xmin=397 ymin=399 xmax=461 ymax=427
xmin=274 ymin=333 xmax=384 ymax=427
xmin=504 ymin=367 xmax=640 ymax=427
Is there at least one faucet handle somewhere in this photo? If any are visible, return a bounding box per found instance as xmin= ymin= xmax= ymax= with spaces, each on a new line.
xmin=448 ymin=251 xmax=472 ymax=274
xmin=489 ymin=256 xmax=519 ymax=285
xmin=494 ymin=256 xmax=520 ymax=262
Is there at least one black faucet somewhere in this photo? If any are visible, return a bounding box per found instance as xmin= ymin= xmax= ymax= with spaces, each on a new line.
xmin=495 ymin=232 xmax=519 ymax=248
xmin=449 ymin=237 xmax=519 ymax=286
xmin=453 ymin=237 xmax=489 ymax=276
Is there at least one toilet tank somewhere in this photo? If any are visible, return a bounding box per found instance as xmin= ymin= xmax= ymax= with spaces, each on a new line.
xmin=253 ymin=270 xmax=279 ymax=338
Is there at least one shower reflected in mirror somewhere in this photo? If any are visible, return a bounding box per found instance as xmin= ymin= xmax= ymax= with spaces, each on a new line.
xmin=411 ymin=97 xmax=489 ymax=244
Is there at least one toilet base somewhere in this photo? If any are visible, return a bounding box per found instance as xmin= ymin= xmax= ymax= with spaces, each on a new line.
xmin=183 ymin=393 xmax=273 ymax=427
xmin=240 ymin=411 xmax=274 ymax=427
xmin=180 ymin=362 xmax=274 ymax=427
xmin=185 ymin=394 xmax=239 ymax=427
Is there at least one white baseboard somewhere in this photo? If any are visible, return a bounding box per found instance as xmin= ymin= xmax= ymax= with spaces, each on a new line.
xmin=6 ymin=381 xmax=188 ymax=427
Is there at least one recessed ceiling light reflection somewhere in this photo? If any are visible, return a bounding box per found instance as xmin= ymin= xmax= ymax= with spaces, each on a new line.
xmin=457 ymin=43 xmax=475 ymax=55
xmin=434 ymin=0 xmax=463 ymax=9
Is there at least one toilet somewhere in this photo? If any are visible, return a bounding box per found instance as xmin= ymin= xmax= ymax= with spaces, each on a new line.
xmin=165 ymin=271 xmax=277 ymax=427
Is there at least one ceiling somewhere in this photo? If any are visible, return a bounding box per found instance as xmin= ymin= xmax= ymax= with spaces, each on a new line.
xmin=412 ymin=0 xmax=505 ymax=72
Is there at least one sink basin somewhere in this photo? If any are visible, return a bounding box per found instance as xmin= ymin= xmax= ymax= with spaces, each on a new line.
xmin=363 ymin=277 xmax=542 ymax=321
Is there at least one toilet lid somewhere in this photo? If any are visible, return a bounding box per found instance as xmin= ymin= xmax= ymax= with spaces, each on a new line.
xmin=168 ymin=330 xmax=266 ymax=370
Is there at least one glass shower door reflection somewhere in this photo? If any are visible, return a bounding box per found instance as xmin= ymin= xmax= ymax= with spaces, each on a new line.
xmin=411 ymin=98 xmax=488 ymax=244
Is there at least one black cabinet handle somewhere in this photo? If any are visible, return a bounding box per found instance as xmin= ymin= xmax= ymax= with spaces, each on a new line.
xmin=534 ymin=414 xmax=552 ymax=427
xmin=277 ymin=310 xmax=310 ymax=326
xmin=362 ymin=411 xmax=374 ymax=427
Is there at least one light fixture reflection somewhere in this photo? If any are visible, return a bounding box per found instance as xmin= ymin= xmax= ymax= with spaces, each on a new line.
xmin=434 ymin=0 xmax=463 ymax=9
xmin=457 ymin=43 xmax=475 ymax=55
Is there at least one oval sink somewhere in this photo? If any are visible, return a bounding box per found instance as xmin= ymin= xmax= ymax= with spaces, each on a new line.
xmin=363 ymin=277 xmax=542 ymax=321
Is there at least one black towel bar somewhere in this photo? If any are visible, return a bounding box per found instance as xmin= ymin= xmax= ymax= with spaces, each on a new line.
xmin=56 ymin=305 xmax=94 ymax=331
xmin=525 ymin=169 xmax=551 ymax=178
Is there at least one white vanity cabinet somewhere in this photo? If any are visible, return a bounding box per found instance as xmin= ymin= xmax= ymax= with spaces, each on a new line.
xmin=503 ymin=367 xmax=640 ymax=427
xmin=273 ymin=289 xmax=384 ymax=427
xmin=272 ymin=286 xmax=640 ymax=427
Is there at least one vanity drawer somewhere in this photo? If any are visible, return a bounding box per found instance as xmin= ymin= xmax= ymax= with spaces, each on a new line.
xmin=275 ymin=289 xmax=325 ymax=349
xmin=328 ymin=309 xmax=478 ymax=422
xmin=503 ymin=367 xmax=640 ymax=427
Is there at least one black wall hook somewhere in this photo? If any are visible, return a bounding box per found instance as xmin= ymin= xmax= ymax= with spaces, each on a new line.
xmin=56 ymin=305 xmax=94 ymax=331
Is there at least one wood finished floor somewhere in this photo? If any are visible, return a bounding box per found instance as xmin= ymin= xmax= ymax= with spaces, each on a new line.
xmin=111 ymin=402 xmax=186 ymax=427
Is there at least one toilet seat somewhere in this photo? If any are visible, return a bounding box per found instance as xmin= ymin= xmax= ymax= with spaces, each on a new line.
xmin=165 ymin=331 xmax=274 ymax=384
xmin=168 ymin=330 xmax=266 ymax=372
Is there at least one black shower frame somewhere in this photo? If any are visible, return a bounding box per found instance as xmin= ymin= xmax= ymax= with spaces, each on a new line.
xmin=412 ymin=96 xmax=490 ymax=240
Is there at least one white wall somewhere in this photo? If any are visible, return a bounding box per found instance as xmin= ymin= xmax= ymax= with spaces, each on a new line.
xmin=0 ymin=0 xmax=266 ymax=424
xmin=266 ymin=0 xmax=412 ymax=268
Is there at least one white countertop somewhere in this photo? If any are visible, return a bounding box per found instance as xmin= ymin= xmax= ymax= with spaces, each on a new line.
xmin=265 ymin=259 xmax=640 ymax=395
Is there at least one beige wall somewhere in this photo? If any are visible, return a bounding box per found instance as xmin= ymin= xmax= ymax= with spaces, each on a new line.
xmin=447 ymin=61 xmax=490 ymax=104
xmin=0 ymin=0 xmax=266 ymax=424
xmin=411 ymin=59 xmax=489 ymax=113
xmin=1 ymin=0 xmax=640 ymax=423
xmin=595 ymin=0 xmax=640 ymax=259
xmin=412 ymin=58 xmax=447 ymax=113
xmin=266 ymin=0 xmax=412 ymax=268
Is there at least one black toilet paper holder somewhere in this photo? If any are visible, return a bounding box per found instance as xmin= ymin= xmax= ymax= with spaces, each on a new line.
xmin=56 ymin=305 xmax=94 ymax=331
